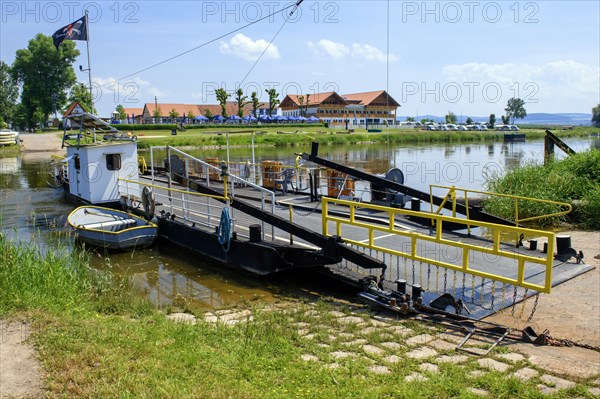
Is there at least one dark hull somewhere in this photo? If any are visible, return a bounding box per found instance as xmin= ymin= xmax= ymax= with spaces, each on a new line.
xmin=75 ymin=227 xmax=157 ymax=250
xmin=157 ymin=217 xmax=338 ymax=275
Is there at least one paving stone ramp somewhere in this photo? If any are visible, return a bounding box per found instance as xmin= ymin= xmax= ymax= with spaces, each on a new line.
xmin=168 ymin=300 xmax=600 ymax=397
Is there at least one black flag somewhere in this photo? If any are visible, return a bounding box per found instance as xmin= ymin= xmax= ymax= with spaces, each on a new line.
xmin=52 ymin=15 xmax=88 ymax=49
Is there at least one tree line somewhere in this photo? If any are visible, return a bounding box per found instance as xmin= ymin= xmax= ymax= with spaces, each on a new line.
xmin=0 ymin=34 xmax=93 ymax=131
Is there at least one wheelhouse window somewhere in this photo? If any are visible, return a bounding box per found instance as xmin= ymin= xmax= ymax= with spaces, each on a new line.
xmin=74 ymin=155 xmax=80 ymax=170
xmin=106 ymin=154 xmax=121 ymax=171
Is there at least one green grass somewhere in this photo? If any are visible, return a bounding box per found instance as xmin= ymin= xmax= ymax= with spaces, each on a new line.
xmin=0 ymin=234 xmax=152 ymax=317
xmin=132 ymin=126 xmax=595 ymax=150
xmin=483 ymin=149 xmax=600 ymax=229
xmin=1 ymin=235 xmax=596 ymax=398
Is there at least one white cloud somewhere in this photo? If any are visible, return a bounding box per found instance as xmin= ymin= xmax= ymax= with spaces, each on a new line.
xmin=219 ymin=33 xmax=280 ymax=61
xmin=437 ymin=60 xmax=599 ymax=113
xmin=308 ymin=39 xmax=349 ymax=58
xmin=147 ymin=86 xmax=167 ymax=98
xmin=307 ymin=40 xmax=397 ymax=63
xmin=351 ymin=43 xmax=398 ymax=62
xmin=442 ymin=60 xmax=599 ymax=96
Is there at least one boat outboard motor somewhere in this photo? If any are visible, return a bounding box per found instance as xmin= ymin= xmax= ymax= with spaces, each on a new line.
xmin=371 ymin=168 xmax=412 ymax=208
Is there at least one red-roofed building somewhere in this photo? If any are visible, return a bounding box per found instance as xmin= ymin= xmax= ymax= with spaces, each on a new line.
xmin=122 ymin=107 xmax=144 ymax=124
xmin=140 ymin=101 xmax=272 ymax=123
xmin=279 ymin=90 xmax=399 ymax=126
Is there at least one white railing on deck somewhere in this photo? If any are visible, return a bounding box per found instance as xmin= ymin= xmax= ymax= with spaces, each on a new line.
xmin=146 ymin=146 xmax=277 ymax=241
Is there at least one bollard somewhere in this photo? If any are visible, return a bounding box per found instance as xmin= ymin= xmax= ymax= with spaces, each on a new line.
xmin=249 ymin=224 xmax=261 ymax=243
xmin=396 ymin=279 xmax=407 ymax=294
xmin=411 ymin=198 xmax=421 ymax=212
xmin=556 ymin=235 xmax=572 ymax=255
xmin=411 ymin=284 xmax=422 ymax=300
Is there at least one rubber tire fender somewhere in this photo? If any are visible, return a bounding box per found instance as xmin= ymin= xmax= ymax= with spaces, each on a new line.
xmin=141 ymin=186 xmax=155 ymax=221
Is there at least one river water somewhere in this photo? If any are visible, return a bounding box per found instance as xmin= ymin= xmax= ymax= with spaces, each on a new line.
xmin=2 ymin=137 xmax=598 ymax=309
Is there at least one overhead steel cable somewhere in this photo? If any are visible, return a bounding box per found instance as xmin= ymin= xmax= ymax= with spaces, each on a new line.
xmin=99 ymin=1 xmax=302 ymax=88
xmin=239 ymin=0 xmax=304 ymax=86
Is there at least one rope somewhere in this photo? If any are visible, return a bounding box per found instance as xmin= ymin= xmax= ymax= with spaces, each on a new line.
xmin=217 ymin=207 xmax=232 ymax=252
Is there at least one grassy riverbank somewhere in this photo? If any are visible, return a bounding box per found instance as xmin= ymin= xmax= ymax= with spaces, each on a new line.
xmin=133 ymin=126 xmax=596 ymax=150
xmin=484 ymin=150 xmax=600 ymax=229
xmin=1 ymin=235 xmax=597 ymax=398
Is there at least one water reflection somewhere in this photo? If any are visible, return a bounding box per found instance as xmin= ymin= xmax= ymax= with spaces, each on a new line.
xmin=147 ymin=137 xmax=599 ymax=196
xmin=91 ymin=246 xmax=279 ymax=309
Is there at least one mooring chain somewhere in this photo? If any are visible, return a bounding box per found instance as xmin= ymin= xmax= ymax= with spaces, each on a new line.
xmin=426 ymin=264 xmax=431 ymax=291
xmin=291 ymin=201 xmax=321 ymax=217
xmin=526 ymin=293 xmax=540 ymax=323
xmin=443 ymin=269 xmax=448 ymax=292
xmin=519 ymin=288 xmax=529 ymax=319
xmin=510 ymin=285 xmax=519 ymax=316
xmin=543 ymin=337 xmax=600 ymax=351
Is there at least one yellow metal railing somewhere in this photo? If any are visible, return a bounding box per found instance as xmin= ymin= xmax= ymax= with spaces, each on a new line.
xmin=321 ymin=197 xmax=555 ymax=293
xmin=430 ymin=184 xmax=572 ymax=225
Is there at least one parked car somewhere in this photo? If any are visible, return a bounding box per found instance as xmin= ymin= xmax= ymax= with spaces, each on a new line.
xmin=457 ymin=125 xmax=468 ymax=131
xmin=510 ymin=125 xmax=520 ymax=131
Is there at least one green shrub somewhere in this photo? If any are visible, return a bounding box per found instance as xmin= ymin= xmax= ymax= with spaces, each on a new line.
xmin=578 ymin=186 xmax=600 ymax=229
xmin=484 ymin=150 xmax=600 ymax=229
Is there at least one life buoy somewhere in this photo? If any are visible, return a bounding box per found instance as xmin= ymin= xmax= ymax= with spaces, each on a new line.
xmin=141 ymin=186 xmax=155 ymax=221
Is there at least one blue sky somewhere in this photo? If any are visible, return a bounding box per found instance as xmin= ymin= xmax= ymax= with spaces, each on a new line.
xmin=1 ymin=0 xmax=599 ymax=118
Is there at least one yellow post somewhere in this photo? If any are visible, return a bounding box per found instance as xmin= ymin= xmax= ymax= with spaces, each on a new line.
xmin=322 ymin=197 xmax=328 ymax=236
xmin=451 ymin=185 xmax=457 ymax=217
xmin=289 ymin=205 xmax=293 ymax=245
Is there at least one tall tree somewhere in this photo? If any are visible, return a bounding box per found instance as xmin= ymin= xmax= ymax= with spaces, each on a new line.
xmin=592 ymin=104 xmax=600 ymax=128
xmin=504 ymin=97 xmax=527 ymax=124
xmin=265 ymin=88 xmax=280 ymax=117
xmin=169 ymin=108 xmax=179 ymax=119
xmin=11 ymin=34 xmax=79 ymax=128
xmin=445 ymin=111 xmax=457 ymax=124
xmin=488 ymin=113 xmax=496 ymax=128
xmin=187 ymin=110 xmax=195 ymax=121
xmin=215 ymin=88 xmax=230 ymax=118
xmin=0 ymin=61 xmax=19 ymax=125
xmin=68 ymin=83 xmax=95 ymax=114
xmin=405 ymin=116 xmax=415 ymax=122
xmin=152 ymin=106 xmax=162 ymax=123
xmin=235 ymin=88 xmax=249 ymax=117
xmin=115 ymin=104 xmax=127 ymax=120
xmin=501 ymin=115 xmax=510 ymax=125
xmin=465 ymin=117 xmax=473 ymax=125
xmin=251 ymin=92 xmax=260 ymax=118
